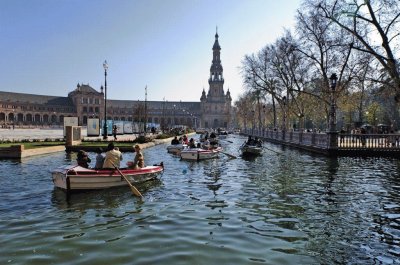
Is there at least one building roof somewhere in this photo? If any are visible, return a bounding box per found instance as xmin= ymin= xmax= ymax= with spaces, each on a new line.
xmin=0 ymin=91 xmax=73 ymax=106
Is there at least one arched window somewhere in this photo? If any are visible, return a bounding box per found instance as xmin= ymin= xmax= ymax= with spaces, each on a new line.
xmin=83 ymin=107 xmax=87 ymax=113
xmin=34 ymin=114 xmax=41 ymax=123
xmin=17 ymin=113 xmax=23 ymax=122
xmin=43 ymin=114 xmax=49 ymax=123
xmin=26 ymin=114 xmax=32 ymax=122
xmin=83 ymin=116 xmax=87 ymax=125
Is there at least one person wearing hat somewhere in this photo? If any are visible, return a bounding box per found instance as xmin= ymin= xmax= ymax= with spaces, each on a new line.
xmin=128 ymin=144 xmax=144 ymax=169
xmin=103 ymin=142 xmax=123 ymax=168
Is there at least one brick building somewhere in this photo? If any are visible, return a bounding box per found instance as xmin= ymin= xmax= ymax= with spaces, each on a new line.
xmin=0 ymin=32 xmax=232 ymax=130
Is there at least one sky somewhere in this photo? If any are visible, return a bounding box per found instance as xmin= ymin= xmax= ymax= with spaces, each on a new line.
xmin=0 ymin=0 xmax=301 ymax=103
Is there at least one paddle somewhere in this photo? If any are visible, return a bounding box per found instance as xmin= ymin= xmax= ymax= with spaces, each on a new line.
xmin=220 ymin=151 xmax=237 ymax=159
xmin=263 ymin=146 xmax=282 ymax=155
xmin=111 ymin=162 xmax=143 ymax=198
xmin=220 ymin=139 xmax=233 ymax=143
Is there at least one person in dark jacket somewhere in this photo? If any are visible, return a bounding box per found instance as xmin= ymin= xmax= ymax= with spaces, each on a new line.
xmin=77 ymin=150 xmax=91 ymax=168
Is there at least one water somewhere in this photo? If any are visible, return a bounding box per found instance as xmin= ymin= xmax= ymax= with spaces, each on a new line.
xmin=1 ymin=134 xmax=400 ymax=264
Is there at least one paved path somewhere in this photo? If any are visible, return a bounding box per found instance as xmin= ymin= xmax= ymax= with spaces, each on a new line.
xmin=0 ymin=128 xmax=140 ymax=141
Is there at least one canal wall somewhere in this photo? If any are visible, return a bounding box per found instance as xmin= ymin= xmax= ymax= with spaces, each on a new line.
xmin=245 ymin=128 xmax=400 ymax=157
xmin=0 ymin=145 xmax=65 ymax=159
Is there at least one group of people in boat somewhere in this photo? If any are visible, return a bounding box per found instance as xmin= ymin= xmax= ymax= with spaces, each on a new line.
xmin=170 ymin=134 xmax=218 ymax=150
xmin=246 ymin=136 xmax=262 ymax=147
xmin=76 ymin=142 xmax=145 ymax=170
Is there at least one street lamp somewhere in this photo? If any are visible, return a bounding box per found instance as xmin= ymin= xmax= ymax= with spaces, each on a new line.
xmin=328 ymin=73 xmax=338 ymax=148
xmin=173 ymin=104 xmax=176 ymax=128
xmin=102 ymin=60 xmax=108 ymax=140
xmin=13 ymin=109 xmax=15 ymax=130
xmin=329 ymin=73 xmax=337 ymax=132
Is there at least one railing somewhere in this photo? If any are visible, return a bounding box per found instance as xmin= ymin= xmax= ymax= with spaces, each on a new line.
xmin=244 ymin=128 xmax=400 ymax=156
xmin=338 ymin=134 xmax=400 ymax=149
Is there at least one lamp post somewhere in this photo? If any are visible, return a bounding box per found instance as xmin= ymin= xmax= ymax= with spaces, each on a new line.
xmin=12 ymin=109 xmax=15 ymax=130
xmin=144 ymin=86 xmax=147 ymax=134
xmin=102 ymin=60 xmax=108 ymax=140
xmin=328 ymin=73 xmax=338 ymax=148
xmin=282 ymin=96 xmax=287 ymax=140
xmin=173 ymin=104 xmax=176 ymax=128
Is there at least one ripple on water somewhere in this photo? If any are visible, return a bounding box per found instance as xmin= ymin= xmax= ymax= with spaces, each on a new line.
xmin=1 ymin=137 xmax=400 ymax=264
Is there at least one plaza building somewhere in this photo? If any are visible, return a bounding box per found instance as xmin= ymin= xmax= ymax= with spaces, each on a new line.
xmin=0 ymin=32 xmax=232 ymax=130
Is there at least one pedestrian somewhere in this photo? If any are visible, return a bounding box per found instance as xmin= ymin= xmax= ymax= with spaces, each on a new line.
xmin=112 ymin=125 xmax=118 ymax=141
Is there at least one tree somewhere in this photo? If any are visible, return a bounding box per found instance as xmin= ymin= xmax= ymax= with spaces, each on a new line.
xmin=318 ymin=0 xmax=400 ymax=102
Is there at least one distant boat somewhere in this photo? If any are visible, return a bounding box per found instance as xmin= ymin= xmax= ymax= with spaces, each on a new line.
xmin=167 ymin=144 xmax=187 ymax=155
xmin=240 ymin=144 xmax=262 ymax=156
xmin=180 ymin=146 xmax=222 ymax=161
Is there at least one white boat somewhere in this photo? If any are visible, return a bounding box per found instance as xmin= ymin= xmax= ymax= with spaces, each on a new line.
xmin=52 ymin=164 xmax=164 ymax=191
xmin=167 ymin=144 xmax=187 ymax=154
xmin=180 ymin=146 xmax=222 ymax=161
xmin=240 ymin=144 xmax=262 ymax=156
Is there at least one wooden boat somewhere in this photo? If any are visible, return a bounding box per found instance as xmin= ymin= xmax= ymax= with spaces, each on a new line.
xmin=167 ymin=144 xmax=187 ymax=154
xmin=180 ymin=146 xmax=222 ymax=161
xmin=240 ymin=144 xmax=262 ymax=156
xmin=52 ymin=163 xmax=164 ymax=191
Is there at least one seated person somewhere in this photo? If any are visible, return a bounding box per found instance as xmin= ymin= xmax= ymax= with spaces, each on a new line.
xmin=188 ymin=138 xmax=196 ymax=148
xmin=247 ymin=136 xmax=255 ymax=145
xmin=209 ymin=132 xmax=216 ymax=139
xmin=202 ymin=137 xmax=211 ymax=149
xmin=77 ymin=150 xmax=91 ymax=168
xmin=171 ymin=136 xmax=180 ymax=145
xmin=94 ymin=148 xmax=104 ymax=169
xmin=254 ymin=137 xmax=262 ymax=147
xmin=103 ymin=142 xmax=123 ymax=168
xmin=127 ymin=144 xmax=145 ymax=169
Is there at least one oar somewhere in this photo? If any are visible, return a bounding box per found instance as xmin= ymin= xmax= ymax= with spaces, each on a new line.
xmin=220 ymin=139 xmax=233 ymax=143
xmin=220 ymin=151 xmax=237 ymax=159
xmin=111 ymin=162 xmax=143 ymax=198
xmin=263 ymin=146 xmax=282 ymax=155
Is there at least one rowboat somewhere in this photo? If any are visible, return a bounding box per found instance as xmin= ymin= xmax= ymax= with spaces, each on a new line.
xmin=52 ymin=163 xmax=164 ymax=191
xmin=180 ymin=146 xmax=222 ymax=161
xmin=240 ymin=144 xmax=263 ymax=156
xmin=167 ymin=144 xmax=187 ymax=154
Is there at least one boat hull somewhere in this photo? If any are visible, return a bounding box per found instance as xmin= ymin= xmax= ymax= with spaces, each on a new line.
xmin=180 ymin=147 xmax=222 ymax=161
xmin=167 ymin=144 xmax=186 ymax=155
xmin=241 ymin=145 xmax=262 ymax=156
xmin=52 ymin=165 xmax=164 ymax=191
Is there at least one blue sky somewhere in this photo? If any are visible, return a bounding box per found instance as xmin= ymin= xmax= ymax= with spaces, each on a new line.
xmin=1 ymin=0 xmax=301 ymax=102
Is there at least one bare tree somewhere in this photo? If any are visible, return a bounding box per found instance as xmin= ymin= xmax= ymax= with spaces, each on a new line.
xmin=318 ymin=0 xmax=400 ymax=102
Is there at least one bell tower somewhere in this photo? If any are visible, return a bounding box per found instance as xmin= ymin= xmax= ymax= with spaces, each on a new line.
xmin=208 ymin=31 xmax=225 ymax=100
xmin=200 ymin=29 xmax=232 ymax=129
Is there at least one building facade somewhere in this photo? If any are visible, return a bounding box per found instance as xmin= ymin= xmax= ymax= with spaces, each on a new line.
xmin=0 ymin=32 xmax=232 ymax=130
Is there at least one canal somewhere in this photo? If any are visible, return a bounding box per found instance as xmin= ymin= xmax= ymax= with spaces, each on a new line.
xmin=1 ymin=134 xmax=399 ymax=264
